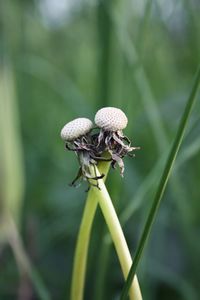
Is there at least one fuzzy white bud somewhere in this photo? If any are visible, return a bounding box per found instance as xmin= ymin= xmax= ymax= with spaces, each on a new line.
xmin=60 ymin=118 xmax=93 ymax=141
xmin=94 ymin=107 xmax=128 ymax=131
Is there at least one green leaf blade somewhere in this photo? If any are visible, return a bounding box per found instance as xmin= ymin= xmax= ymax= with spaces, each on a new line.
xmin=120 ymin=65 xmax=200 ymax=300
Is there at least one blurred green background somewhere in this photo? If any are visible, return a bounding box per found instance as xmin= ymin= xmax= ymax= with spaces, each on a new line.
xmin=0 ymin=0 xmax=200 ymax=299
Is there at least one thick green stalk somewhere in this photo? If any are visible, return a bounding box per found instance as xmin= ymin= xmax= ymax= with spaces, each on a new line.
xmin=90 ymin=167 xmax=142 ymax=300
xmin=120 ymin=66 xmax=200 ymax=300
xmin=70 ymin=161 xmax=110 ymax=300
xmin=71 ymin=161 xmax=142 ymax=300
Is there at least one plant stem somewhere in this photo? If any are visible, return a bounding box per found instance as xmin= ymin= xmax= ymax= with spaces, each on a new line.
xmin=71 ymin=161 xmax=142 ymax=300
xmin=90 ymin=167 xmax=142 ymax=300
xmin=120 ymin=65 xmax=200 ymax=300
xmin=70 ymin=160 xmax=110 ymax=300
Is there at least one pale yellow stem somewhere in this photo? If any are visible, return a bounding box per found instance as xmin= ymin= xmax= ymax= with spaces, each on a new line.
xmin=90 ymin=167 xmax=142 ymax=300
xmin=70 ymin=162 xmax=142 ymax=300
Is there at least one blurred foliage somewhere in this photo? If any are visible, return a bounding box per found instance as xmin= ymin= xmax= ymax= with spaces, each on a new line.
xmin=0 ymin=63 xmax=24 ymax=227
xmin=0 ymin=0 xmax=200 ymax=299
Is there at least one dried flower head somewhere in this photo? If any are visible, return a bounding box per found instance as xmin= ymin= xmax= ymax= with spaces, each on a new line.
xmin=61 ymin=118 xmax=104 ymax=188
xmin=95 ymin=107 xmax=128 ymax=131
xmin=61 ymin=108 xmax=139 ymax=189
xmin=61 ymin=118 xmax=93 ymax=141
xmin=94 ymin=107 xmax=139 ymax=176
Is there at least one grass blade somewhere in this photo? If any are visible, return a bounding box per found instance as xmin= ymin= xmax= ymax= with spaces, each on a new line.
xmin=120 ymin=65 xmax=200 ymax=300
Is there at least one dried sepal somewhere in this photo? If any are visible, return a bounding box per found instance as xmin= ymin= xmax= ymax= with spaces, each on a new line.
xmin=94 ymin=107 xmax=139 ymax=176
xmin=60 ymin=118 xmax=105 ymax=188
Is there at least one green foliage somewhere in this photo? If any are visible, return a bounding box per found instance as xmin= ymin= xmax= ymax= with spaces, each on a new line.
xmin=120 ymin=66 xmax=200 ymax=300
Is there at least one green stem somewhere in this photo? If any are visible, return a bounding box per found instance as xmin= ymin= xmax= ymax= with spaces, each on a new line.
xmin=120 ymin=65 xmax=200 ymax=300
xmin=71 ymin=161 xmax=142 ymax=300
xmin=90 ymin=167 xmax=142 ymax=300
xmin=70 ymin=161 xmax=110 ymax=300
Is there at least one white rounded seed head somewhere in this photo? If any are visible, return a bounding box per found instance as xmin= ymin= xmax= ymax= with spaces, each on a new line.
xmin=95 ymin=107 xmax=128 ymax=131
xmin=60 ymin=118 xmax=93 ymax=141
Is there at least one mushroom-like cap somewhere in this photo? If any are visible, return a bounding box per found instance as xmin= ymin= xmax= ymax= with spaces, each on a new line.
xmin=60 ymin=118 xmax=93 ymax=141
xmin=95 ymin=107 xmax=128 ymax=131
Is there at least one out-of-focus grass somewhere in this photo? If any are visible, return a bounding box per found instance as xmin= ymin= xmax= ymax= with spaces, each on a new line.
xmin=120 ymin=65 xmax=200 ymax=300
xmin=0 ymin=61 xmax=50 ymax=299
xmin=0 ymin=62 xmax=24 ymax=227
